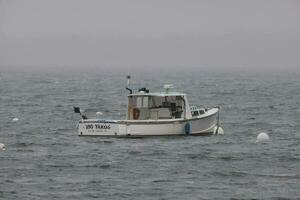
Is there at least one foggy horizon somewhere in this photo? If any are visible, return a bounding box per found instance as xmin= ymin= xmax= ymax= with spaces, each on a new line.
xmin=1 ymin=0 xmax=300 ymax=72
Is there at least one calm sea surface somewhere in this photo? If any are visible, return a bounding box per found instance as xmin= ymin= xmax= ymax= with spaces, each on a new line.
xmin=0 ymin=70 xmax=299 ymax=199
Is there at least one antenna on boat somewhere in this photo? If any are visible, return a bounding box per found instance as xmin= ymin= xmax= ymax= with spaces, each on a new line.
xmin=126 ymin=75 xmax=133 ymax=94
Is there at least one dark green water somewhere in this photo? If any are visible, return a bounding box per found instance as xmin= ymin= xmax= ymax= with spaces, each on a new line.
xmin=0 ymin=70 xmax=299 ymax=199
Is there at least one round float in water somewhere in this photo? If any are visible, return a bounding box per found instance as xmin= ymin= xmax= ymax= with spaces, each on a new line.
xmin=96 ymin=112 xmax=103 ymax=116
xmin=256 ymin=132 xmax=270 ymax=143
xmin=0 ymin=143 xmax=6 ymax=150
xmin=12 ymin=118 xmax=19 ymax=122
xmin=213 ymin=126 xmax=224 ymax=135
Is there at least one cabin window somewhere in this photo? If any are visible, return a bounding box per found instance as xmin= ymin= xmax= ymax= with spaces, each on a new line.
xmin=149 ymin=96 xmax=184 ymax=119
xmin=191 ymin=108 xmax=205 ymax=117
xmin=143 ymin=97 xmax=148 ymax=108
xmin=137 ymin=97 xmax=142 ymax=108
xmin=192 ymin=111 xmax=199 ymax=117
xmin=199 ymin=110 xmax=205 ymax=115
xmin=136 ymin=97 xmax=148 ymax=108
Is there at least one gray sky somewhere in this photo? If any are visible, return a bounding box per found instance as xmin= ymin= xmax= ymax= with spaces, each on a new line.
xmin=0 ymin=0 xmax=300 ymax=71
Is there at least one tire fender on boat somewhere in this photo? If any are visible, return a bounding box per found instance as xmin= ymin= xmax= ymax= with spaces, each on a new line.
xmin=185 ymin=123 xmax=191 ymax=135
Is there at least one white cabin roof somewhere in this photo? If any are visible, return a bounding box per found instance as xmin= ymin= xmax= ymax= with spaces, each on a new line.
xmin=128 ymin=92 xmax=186 ymax=97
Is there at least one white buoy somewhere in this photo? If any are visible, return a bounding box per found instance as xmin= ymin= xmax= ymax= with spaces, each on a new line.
xmin=96 ymin=112 xmax=103 ymax=116
xmin=12 ymin=117 xmax=19 ymax=122
xmin=256 ymin=132 xmax=270 ymax=143
xmin=217 ymin=127 xmax=224 ymax=135
xmin=213 ymin=126 xmax=224 ymax=135
xmin=0 ymin=143 xmax=6 ymax=150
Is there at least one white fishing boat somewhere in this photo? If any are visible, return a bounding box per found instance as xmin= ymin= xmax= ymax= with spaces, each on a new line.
xmin=74 ymin=76 xmax=223 ymax=137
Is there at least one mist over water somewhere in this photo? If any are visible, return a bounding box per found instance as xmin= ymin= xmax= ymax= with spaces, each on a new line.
xmin=1 ymin=1 xmax=299 ymax=198
xmin=1 ymin=1 xmax=300 ymax=71
xmin=0 ymin=69 xmax=299 ymax=199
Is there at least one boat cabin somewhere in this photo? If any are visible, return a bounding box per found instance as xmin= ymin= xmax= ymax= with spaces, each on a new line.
xmin=127 ymin=91 xmax=192 ymax=120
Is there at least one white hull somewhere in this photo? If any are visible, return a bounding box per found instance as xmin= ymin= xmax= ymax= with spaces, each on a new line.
xmin=78 ymin=108 xmax=220 ymax=137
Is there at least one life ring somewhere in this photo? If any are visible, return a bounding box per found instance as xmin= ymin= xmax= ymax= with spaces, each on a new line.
xmin=133 ymin=108 xmax=140 ymax=120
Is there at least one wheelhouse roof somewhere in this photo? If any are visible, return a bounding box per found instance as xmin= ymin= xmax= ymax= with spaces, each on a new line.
xmin=128 ymin=92 xmax=186 ymax=97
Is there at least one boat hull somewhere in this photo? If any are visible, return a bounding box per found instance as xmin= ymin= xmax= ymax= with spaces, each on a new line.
xmin=78 ymin=108 xmax=220 ymax=137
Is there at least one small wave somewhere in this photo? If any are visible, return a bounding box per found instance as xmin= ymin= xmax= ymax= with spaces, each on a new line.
xmin=254 ymin=173 xmax=300 ymax=179
xmin=78 ymin=163 xmax=112 ymax=169
xmin=269 ymin=197 xmax=294 ymax=200
xmin=152 ymin=179 xmax=173 ymax=183
xmin=32 ymin=80 xmax=53 ymax=84
xmin=181 ymin=152 xmax=212 ymax=160
xmin=43 ymin=164 xmax=74 ymax=168
xmin=217 ymin=91 xmax=235 ymax=95
xmin=102 ymin=140 xmax=114 ymax=144
xmin=4 ymin=179 xmax=15 ymax=183
xmin=127 ymin=150 xmax=142 ymax=155
xmin=214 ymin=171 xmax=300 ymax=180
xmin=246 ymin=117 xmax=256 ymax=120
xmin=88 ymin=180 xmax=102 ymax=184
xmin=16 ymin=103 xmax=40 ymax=107
xmin=91 ymin=164 xmax=111 ymax=169
xmin=211 ymin=171 xmax=249 ymax=178
xmin=14 ymin=142 xmax=35 ymax=147
xmin=139 ymin=149 xmax=167 ymax=156
xmin=218 ymin=155 xmax=242 ymax=161
xmin=269 ymin=105 xmax=277 ymax=110
xmin=231 ymin=198 xmax=260 ymax=200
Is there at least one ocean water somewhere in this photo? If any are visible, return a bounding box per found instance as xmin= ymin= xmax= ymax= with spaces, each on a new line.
xmin=0 ymin=70 xmax=299 ymax=200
